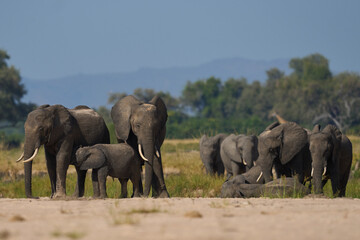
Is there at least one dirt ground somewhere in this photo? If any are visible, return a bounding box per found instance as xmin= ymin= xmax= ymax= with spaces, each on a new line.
xmin=0 ymin=197 xmax=359 ymax=240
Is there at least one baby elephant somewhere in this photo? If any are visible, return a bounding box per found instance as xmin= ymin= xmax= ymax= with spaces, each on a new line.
xmin=75 ymin=143 xmax=142 ymax=198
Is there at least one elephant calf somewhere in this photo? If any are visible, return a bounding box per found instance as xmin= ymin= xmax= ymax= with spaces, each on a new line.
xmin=75 ymin=143 xmax=142 ymax=198
xmin=221 ymin=176 xmax=310 ymax=198
xmin=220 ymin=134 xmax=258 ymax=179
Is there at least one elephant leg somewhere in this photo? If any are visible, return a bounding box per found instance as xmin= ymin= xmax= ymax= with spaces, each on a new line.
xmin=97 ymin=167 xmax=108 ymax=198
xmin=73 ymin=166 xmax=87 ymax=197
xmin=53 ymin=140 xmax=73 ymax=198
xmin=92 ymin=169 xmax=100 ymax=198
xmin=45 ymin=149 xmax=56 ymax=198
xmin=130 ymin=171 xmax=142 ymax=198
xmin=339 ymin=171 xmax=350 ymax=197
xmin=143 ymin=162 xmax=153 ymax=196
xmin=151 ymin=172 xmax=160 ymax=198
xmin=215 ymin=158 xmax=225 ymax=176
xmin=330 ymin=168 xmax=340 ymax=197
xmin=119 ymin=178 xmax=128 ymax=198
xmin=152 ymin=156 xmax=169 ymax=198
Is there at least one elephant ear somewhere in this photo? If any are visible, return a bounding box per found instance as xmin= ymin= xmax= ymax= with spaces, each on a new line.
xmin=279 ymin=122 xmax=308 ymax=165
xmin=312 ymin=124 xmax=321 ymax=133
xmin=79 ymin=148 xmax=106 ymax=170
xmin=49 ymin=105 xmax=73 ymax=136
xmin=149 ymin=95 xmax=168 ymax=129
xmin=150 ymin=96 xmax=168 ymax=146
xmin=323 ymin=124 xmax=342 ymax=164
xmin=111 ymin=95 xmax=142 ymax=142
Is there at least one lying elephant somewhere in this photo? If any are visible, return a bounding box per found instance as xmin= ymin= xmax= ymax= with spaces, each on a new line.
xmin=75 ymin=143 xmax=142 ymax=198
xmin=221 ymin=177 xmax=310 ymax=198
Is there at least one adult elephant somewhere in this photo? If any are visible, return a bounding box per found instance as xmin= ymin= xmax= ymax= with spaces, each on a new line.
xmin=257 ymin=122 xmax=312 ymax=184
xmin=220 ymin=134 xmax=258 ymax=179
xmin=309 ymin=124 xmax=352 ymax=197
xmin=199 ymin=134 xmax=227 ymax=176
xmin=111 ymin=95 xmax=169 ymax=198
xmin=16 ymin=104 xmax=110 ymax=198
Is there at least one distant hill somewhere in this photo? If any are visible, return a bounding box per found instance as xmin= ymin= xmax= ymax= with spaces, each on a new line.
xmin=22 ymin=57 xmax=290 ymax=108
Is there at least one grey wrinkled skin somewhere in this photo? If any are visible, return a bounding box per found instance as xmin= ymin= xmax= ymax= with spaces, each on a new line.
xmin=220 ymin=134 xmax=258 ymax=179
xmin=221 ymin=177 xmax=310 ymax=198
xmin=199 ymin=134 xmax=227 ymax=176
xmin=256 ymin=122 xmax=312 ymax=184
xmin=111 ymin=95 xmax=169 ymax=198
xmin=220 ymin=165 xmax=264 ymax=197
xmin=75 ymin=143 xmax=142 ymax=199
xmin=309 ymin=124 xmax=352 ymax=197
xmin=22 ymin=105 xmax=109 ymax=199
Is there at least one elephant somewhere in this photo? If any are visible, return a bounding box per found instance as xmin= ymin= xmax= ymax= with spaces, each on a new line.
xmin=199 ymin=133 xmax=227 ymax=175
xmin=309 ymin=124 xmax=352 ymax=197
xmin=220 ymin=165 xmax=264 ymax=197
xmin=220 ymin=134 xmax=258 ymax=179
xmin=16 ymin=104 xmax=110 ymax=198
xmin=111 ymin=95 xmax=169 ymax=198
xmin=256 ymin=122 xmax=312 ymax=184
xmin=220 ymin=177 xmax=310 ymax=198
xmin=75 ymin=143 xmax=142 ymax=198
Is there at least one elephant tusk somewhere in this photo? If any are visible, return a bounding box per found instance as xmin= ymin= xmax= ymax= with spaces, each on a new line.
xmin=138 ymin=144 xmax=148 ymax=162
xmin=256 ymin=171 xmax=263 ymax=182
xmin=323 ymin=167 xmax=327 ymax=176
xmin=16 ymin=152 xmax=24 ymax=162
xmin=242 ymin=158 xmax=247 ymax=166
xmin=23 ymin=148 xmax=39 ymax=163
xmin=311 ymin=168 xmax=314 ymax=177
xmin=155 ymin=149 xmax=160 ymax=158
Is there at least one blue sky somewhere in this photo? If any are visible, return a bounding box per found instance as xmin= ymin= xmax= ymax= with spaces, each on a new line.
xmin=1 ymin=0 xmax=360 ymax=79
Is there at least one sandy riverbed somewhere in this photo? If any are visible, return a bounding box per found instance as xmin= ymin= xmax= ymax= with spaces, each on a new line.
xmin=0 ymin=197 xmax=359 ymax=240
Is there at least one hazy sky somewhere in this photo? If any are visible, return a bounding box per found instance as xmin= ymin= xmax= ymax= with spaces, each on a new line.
xmin=1 ymin=0 xmax=359 ymax=79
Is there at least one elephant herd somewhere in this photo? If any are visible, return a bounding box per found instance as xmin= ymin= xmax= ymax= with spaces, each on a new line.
xmin=16 ymin=95 xmax=169 ymax=199
xmin=15 ymin=93 xmax=353 ymax=199
xmin=200 ymin=122 xmax=353 ymax=198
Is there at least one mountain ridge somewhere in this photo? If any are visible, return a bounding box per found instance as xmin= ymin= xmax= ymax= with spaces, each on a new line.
xmin=22 ymin=57 xmax=291 ymax=108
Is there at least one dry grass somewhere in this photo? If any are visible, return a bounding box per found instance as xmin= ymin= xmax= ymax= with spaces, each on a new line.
xmin=0 ymin=137 xmax=359 ymax=198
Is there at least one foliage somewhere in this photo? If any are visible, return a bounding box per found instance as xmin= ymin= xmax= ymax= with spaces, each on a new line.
xmin=0 ymin=49 xmax=36 ymax=128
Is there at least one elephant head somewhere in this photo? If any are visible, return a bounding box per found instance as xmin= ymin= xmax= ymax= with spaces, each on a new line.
xmin=199 ymin=134 xmax=227 ymax=175
xmin=309 ymin=124 xmax=342 ymax=194
xmin=257 ymin=122 xmax=308 ymax=183
xmin=111 ymin=95 xmax=168 ymax=197
xmin=234 ymin=135 xmax=258 ymax=170
xmin=75 ymin=146 xmax=106 ymax=171
xmin=16 ymin=104 xmax=73 ymax=198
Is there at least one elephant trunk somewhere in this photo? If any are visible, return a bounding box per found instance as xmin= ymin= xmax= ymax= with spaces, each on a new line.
xmin=243 ymin=149 xmax=255 ymax=170
xmin=23 ymin=137 xmax=39 ymax=198
xmin=312 ymin=156 xmax=326 ymax=194
xmin=141 ymin=135 xmax=156 ymax=196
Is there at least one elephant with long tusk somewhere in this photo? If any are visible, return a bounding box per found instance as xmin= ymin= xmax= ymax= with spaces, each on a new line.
xmin=111 ymin=95 xmax=169 ymax=198
xmin=16 ymin=104 xmax=109 ymax=199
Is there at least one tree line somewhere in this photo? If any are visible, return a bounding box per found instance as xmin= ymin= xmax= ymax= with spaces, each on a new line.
xmin=1 ymin=49 xmax=360 ymax=142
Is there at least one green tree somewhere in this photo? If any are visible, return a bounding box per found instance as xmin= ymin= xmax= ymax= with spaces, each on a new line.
xmin=0 ymin=49 xmax=35 ymax=127
xmin=181 ymin=77 xmax=222 ymax=117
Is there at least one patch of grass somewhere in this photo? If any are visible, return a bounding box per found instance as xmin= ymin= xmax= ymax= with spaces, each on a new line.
xmin=1 ymin=137 xmax=360 ymax=198
xmin=184 ymin=211 xmax=202 ymax=218
xmin=0 ymin=230 xmax=10 ymax=240
xmin=51 ymin=231 xmax=85 ymax=239
xmin=128 ymin=207 xmax=161 ymax=214
xmin=65 ymin=232 xmax=86 ymax=239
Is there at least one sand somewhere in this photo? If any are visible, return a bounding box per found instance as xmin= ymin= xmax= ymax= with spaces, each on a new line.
xmin=0 ymin=197 xmax=359 ymax=240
